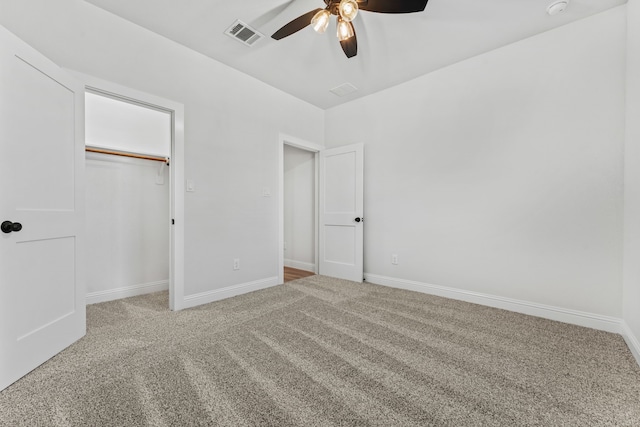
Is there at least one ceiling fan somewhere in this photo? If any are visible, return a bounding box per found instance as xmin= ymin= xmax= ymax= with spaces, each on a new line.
xmin=271 ymin=0 xmax=429 ymax=58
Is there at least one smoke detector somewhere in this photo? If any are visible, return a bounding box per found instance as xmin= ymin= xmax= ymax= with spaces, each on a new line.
xmin=547 ymin=1 xmax=569 ymax=15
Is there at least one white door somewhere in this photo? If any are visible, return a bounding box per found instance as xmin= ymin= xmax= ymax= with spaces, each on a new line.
xmin=0 ymin=25 xmax=85 ymax=391
xmin=319 ymin=143 xmax=364 ymax=282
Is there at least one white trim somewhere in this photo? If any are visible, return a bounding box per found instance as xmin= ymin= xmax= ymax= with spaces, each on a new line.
xmin=170 ymin=96 xmax=185 ymax=311
xmin=364 ymin=273 xmax=623 ymax=333
xmin=280 ymin=133 xmax=325 ymax=152
xmin=278 ymin=133 xmax=324 ymax=284
xmin=284 ymin=259 xmax=316 ymax=272
xmin=86 ymin=280 xmax=169 ymax=305
xmin=621 ymin=321 xmax=640 ymax=367
xmin=181 ymin=277 xmax=280 ymax=310
xmin=314 ymin=153 xmax=320 ymax=275
xmin=68 ymin=71 xmax=186 ymax=312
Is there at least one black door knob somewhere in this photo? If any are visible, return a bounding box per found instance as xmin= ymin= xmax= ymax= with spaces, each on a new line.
xmin=1 ymin=221 xmax=22 ymax=233
xmin=2 ymin=221 xmax=14 ymax=233
xmin=354 ymin=217 xmax=362 ymax=223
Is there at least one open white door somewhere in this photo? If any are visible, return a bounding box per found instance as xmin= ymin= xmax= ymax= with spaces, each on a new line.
xmin=0 ymin=26 xmax=85 ymax=391
xmin=319 ymin=143 xmax=364 ymax=282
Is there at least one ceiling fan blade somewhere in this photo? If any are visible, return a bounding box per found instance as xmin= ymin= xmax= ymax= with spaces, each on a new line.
xmin=339 ymin=23 xmax=357 ymax=58
xmin=359 ymin=0 xmax=428 ymax=13
xmin=271 ymin=8 xmax=323 ymax=40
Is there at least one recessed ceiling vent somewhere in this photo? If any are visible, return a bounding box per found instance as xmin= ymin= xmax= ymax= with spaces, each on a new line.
xmin=225 ymin=20 xmax=264 ymax=46
xmin=330 ymin=83 xmax=358 ymax=97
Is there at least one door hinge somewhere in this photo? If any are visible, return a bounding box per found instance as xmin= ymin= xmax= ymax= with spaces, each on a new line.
xmin=172 ymin=219 xmax=175 ymax=225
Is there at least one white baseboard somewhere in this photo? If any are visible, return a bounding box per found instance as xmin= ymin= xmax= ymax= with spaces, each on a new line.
xmin=364 ymin=273 xmax=623 ymax=334
xmin=181 ymin=276 xmax=279 ymax=310
xmin=621 ymin=321 xmax=640 ymax=367
xmin=87 ymin=280 xmax=169 ymax=305
xmin=284 ymin=259 xmax=316 ymax=273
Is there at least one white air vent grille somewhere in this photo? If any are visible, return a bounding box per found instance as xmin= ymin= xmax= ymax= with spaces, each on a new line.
xmin=225 ymin=20 xmax=264 ymax=46
xmin=330 ymin=83 xmax=358 ymax=97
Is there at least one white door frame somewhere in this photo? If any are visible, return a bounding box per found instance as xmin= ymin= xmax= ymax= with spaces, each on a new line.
xmin=70 ymin=72 xmax=186 ymax=311
xmin=278 ymin=133 xmax=324 ymax=284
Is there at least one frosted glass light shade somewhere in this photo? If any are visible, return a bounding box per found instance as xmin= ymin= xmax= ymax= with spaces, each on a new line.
xmin=336 ymin=18 xmax=354 ymax=41
xmin=311 ymin=9 xmax=331 ymax=33
xmin=339 ymin=0 xmax=359 ymax=22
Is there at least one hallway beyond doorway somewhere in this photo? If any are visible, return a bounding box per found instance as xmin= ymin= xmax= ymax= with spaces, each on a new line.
xmin=284 ymin=267 xmax=314 ymax=282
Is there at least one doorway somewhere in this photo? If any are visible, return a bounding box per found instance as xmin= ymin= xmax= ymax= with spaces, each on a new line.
xmin=278 ymin=136 xmax=365 ymax=284
xmin=278 ymin=134 xmax=323 ymax=284
xmin=72 ymin=72 xmax=185 ymax=310
xmin=84 ymin=90 xmax=171 ymax=304
xmin=283 ymin=144 xmax=317 ymax=281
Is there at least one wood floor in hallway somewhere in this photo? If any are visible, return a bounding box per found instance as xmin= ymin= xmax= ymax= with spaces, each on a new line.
xmin=284 ymin=267 xmax=315 ymax=282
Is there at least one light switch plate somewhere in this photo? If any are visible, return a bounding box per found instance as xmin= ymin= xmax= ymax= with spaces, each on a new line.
xmin=186 ymin=179 xmax=195 ymax=192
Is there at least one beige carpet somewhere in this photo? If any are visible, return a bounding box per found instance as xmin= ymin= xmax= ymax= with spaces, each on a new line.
xmin=1 ymin=276 xmax=639 ymax=426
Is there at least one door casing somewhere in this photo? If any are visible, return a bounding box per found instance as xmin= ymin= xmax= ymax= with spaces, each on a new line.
xmin=70 ymin=72 xmax=186 ymax=311
xmin=278 ymin=134 xmax=324 ymax=284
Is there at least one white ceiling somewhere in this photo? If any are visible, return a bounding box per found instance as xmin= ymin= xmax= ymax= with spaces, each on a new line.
xmin=84 ymin=0 xmax=626 ymax=109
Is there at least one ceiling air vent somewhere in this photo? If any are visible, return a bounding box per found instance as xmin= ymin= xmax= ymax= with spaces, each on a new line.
xmin=225 ymin=20 xmax=264 ymax=47
xmin=330 ymin=83 xmax=358 ymax=97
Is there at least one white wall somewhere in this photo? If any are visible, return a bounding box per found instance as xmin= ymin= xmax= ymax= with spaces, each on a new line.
xmin=623 ymin=0 xmax=640 ymax=363
xmin=0 ymin=0 xmax=324 ymax=302
xmin=326 ymin=8 xmax=626 ymax=318
xmin=1 ymin=0 xmax=633 ymax=340
xmin=85 ymin=92 xmax=171 ymax=157
xmin=85 ymin=154 xmax=169 ymax=303
xmin=284 ymin=145 xmax=315 ymax=272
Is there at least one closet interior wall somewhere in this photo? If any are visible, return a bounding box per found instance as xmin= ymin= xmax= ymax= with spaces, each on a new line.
xmin=84 ymin=92 xmax=171 ymax=304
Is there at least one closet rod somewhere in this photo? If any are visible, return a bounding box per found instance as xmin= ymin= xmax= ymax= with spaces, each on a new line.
xmin=86 ymin=146 xmax=169 ymax=165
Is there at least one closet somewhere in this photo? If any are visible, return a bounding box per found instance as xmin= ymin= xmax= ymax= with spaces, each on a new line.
xmin=84 ymin=91 xmax=171 ymax=304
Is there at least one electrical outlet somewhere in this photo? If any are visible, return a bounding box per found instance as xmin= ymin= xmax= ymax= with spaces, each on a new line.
xmin=391 ymin=254 xmax=399 ymax=265
xmin=233 ymin=258 xmax=240 ymax=270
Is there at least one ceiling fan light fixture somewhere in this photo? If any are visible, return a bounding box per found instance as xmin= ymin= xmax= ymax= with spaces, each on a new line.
xmin=336 ymin=17 xmax=354 ymax=41
xmin=339 ymin=0 xmax=359 ymax=22
xmin=311 ymin=9 xmax=331 ymax=33
xmin=271 ymin=0 xmax=429 ymax=58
